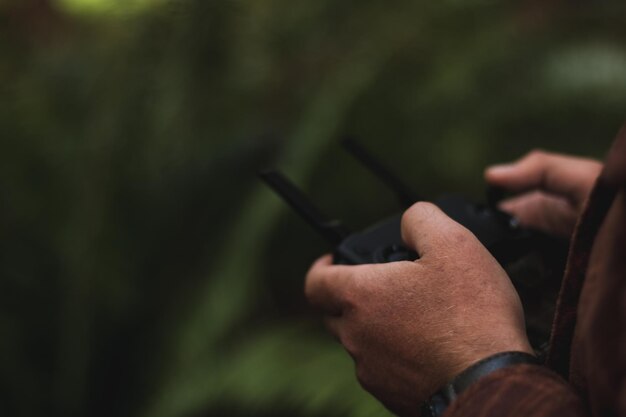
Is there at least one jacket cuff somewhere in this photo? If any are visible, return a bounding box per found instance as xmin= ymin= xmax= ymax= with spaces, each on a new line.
xmin=442 ymin=363 xmax=586 ymax=417
xmin=421 ymin=352 xmax=539 ymax=417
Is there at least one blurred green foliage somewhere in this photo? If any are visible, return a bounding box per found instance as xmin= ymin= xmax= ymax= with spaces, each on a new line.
xmin=1 ymin=1 xmax=625 ymax=416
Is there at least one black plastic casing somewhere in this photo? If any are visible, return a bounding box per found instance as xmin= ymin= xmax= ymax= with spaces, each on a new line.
xmin=333 ymin=194 xmax=533 ymax=265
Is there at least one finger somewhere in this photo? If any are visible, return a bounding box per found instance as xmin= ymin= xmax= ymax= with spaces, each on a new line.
xmin=324 ymin=316 xmax=360 ymax=360
xmin=498 ymin=191 xmax=577 ymax=237
xmin=304 ymin=255 xmax=354 ymax=315
xmin=484 ymin=150 xmax=602 ymax=203
xmin=400 ymin=202 xmax=468 ymax=257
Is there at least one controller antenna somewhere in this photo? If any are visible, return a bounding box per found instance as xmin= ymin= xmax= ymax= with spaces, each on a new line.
xmin=259 ymin=170 xmax=349 ymax=245
xmin=342 ymin=137 xmax=422 ymax=207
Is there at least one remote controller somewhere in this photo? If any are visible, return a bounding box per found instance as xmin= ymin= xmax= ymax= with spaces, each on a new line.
xmin=260 ymin=138 xmax=540 ymax=266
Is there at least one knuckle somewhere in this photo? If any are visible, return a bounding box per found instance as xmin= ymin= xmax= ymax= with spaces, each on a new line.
xmin=303 ymin=258 xmax=337 ymax=302
xmin=529 ymin=148 xmax=547 ymax=158
xmin=304 ymin=272 xmax=329 ymax=305
xmin=527 ymin=148 xmax=550 ymax=164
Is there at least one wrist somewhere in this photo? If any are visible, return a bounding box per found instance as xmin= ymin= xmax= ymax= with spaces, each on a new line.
xmin=421 ymin=351 xmax=540 ymax=417
xmin=443 ymin=336 xmax=534 ymax=383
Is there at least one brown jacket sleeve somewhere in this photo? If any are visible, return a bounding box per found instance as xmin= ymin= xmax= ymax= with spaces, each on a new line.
xmin=444 ymin=364 xmax=586 ymax=417
xmin=444 ymin=124 xmax=626 ymax=417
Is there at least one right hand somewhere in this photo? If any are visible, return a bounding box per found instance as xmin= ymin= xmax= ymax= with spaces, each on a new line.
xmin=485 ymin=150 xmax=602 ymax=238
xmin=305 ymin=202 xmax=533 ymax=416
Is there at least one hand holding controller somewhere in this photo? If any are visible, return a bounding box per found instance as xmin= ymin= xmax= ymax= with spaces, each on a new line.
xmin=260 ymin=143 xmax=601 ymax=416
xmin=304 ymin=202 xmax=533 ymax=416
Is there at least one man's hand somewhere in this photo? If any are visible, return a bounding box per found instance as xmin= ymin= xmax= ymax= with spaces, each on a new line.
xmin=485 ymin=150 xmax=602 ymax=237
xmin=305 ymin=203 xmax=533 ymax=416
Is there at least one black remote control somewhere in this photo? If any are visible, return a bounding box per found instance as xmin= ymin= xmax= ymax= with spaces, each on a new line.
xmin=260 ymin=138 xmax=537 ymax=266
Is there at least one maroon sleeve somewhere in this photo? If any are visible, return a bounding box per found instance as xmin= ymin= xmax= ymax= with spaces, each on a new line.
xmin=443 ymin=364 xmax=587 ymax=417
xmin=444 ymin=123 xmax=626 ymax=417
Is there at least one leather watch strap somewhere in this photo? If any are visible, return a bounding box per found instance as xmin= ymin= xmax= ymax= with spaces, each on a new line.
xmin=420 ymin=351 xmax=540 ymax=417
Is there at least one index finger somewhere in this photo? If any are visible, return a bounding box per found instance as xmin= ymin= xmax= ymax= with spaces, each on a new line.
xmin=304 ymin=254 xmax=355 ymax=315
xmin=484 ymin=150 xmax=602 ymax=203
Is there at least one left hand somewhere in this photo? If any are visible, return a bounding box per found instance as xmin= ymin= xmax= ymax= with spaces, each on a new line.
xmin=484 ymin=150 xmax=602 ymax=237
xmin=305 ymin=202 xmax=533 ymax=416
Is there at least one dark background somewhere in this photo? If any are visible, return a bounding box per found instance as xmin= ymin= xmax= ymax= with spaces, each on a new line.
xmin=1 ymin=1 xmax=625 ymax=416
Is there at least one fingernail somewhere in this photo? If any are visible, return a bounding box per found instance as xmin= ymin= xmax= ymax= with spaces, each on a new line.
xmin=486 ymin=164 xmax=514 ymax=176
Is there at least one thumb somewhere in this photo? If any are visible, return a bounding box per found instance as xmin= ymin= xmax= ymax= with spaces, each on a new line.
xmin=401 ymin=202 xmax=469 ymax=257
